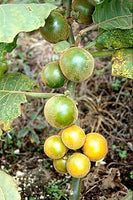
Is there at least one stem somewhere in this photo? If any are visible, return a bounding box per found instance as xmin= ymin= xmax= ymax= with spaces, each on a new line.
xmin=65 ymin=0 xmax=82 ymax=200
xmin=84 ymin=41 xmax=96 ymax=50
xmin=67 ymin=81 xmax=76 ymax=99
xmin=75 ymin=24 xmax=98 ymax=46
xmin=68 ymin=27 xmax=75 ymax=45
xmin=90 ymin=50 xmax=114 ymax=57
xmin=1 ymin=90 xmax=59 ymax=98
xmin=69 ymin=178 xmax=82 ymax=200
xmin=65 ymin=0 xmax=72 ymax=18
xmin=65 ymin=0 xmax=75 ymax=45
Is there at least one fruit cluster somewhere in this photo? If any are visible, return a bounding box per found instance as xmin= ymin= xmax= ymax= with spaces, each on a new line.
xmin=41 ymin=42 xmax=107 ymax=178
xmin=39 ymin=1 xmax=95 ymax=44
xmin=44 ymin=125 xmax=108 ymax=178
xmin=39 ymin=5 xmax=107 ymax=178
xmin=41 ymin=47 xmax=94 ymax=86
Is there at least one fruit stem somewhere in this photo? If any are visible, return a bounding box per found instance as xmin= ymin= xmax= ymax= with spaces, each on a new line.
xmin=67 ymin=81 xmax=76 ymax=99
xmin=65 ymin=0 xmax=75 ymax=44
xmin=65 ymin=0 xmax=72 ymax=18
xmin=75 ymin=24 xmax=98 ymax=46
xmin=69 ymin=178 xmax=82 ymax=200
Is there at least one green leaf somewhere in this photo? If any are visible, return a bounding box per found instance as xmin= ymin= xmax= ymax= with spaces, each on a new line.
xmin=18 ymin=127 xmax=31 ymax=138
xmin=0 ymin=170 xmax=21 ymax=200
xmin=31 ymin=132 xmax=40 ymax=144
xmin=0 ymin=36 xmax=17 ymax=71
xmin=0 ymin=73 xmax=36 ymax=130
xmin=0 ymin=36 xmax=17 ymax=53
xmin=0 ymin=3 xmax=57 ymax=43
xmin=93 ymin=0 xmax=132 ymax=30
xmin=53 ymin=41 xmax=71 ymax=54
xmin=112 ymin=49 xmax=133 ymax=79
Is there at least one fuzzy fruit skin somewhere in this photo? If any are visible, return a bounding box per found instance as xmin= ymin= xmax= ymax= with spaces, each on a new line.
xmin=61 ymin=125 xmax=86 ymax=150
xmin=53 ymin=156 xmax=67 ymax=173
xmin=39 ymin=11 xmax=70 ymax=43
xmin=41 ymin=61 xmax=66 ymax=88
xmin=82 ymin=133 xmax=108 ymax=161
xmin=44 ymin=135 xmax=67 ymax=159
xmin=44 ymin=95 xmax=78 ymax=129
xmin=72 ymin=0 xmax=95 ymax=25
xmin=66 ymin=153 xmax=91 ymax=178
xmin=60 ymin=47 xmax=94 ymax=82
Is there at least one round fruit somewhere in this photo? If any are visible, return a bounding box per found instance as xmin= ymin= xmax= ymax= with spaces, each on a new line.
xmin=72 ymin=0 xmax=95 ymax=25
xmin=82 ymin=133 xmax=108 ymax=161
xmin=44 ymin=135 xmax=67 ymax=159
xmin=53 ymin=155 xmax=67 ymax=173
xmin=66 ymin=153 xmax=91 ymax=178
xmin=41 ymin=61 xmax=66 ymax=88
xmin=39 ymin=11 xmax=70 ymax=43
xmin=61 ymin=125 xmax=86 ymax=150
xmin=60 ymin=47 xmax=94 ymax=82
xmin=44 ymin=95 xmax=78 ymax=129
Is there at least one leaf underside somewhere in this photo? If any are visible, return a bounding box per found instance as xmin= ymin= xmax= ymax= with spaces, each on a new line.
xmin=0 ymin=73 xmax=36 ymax=130
xmin=0 ymin=3 xmax=56 ymax=43
xmin=93 ymin=0 xmax=132 ymax=30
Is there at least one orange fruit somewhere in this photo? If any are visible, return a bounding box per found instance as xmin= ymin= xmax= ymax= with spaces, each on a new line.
xmin=61 ymin=125 xmax=86 ymax=150
xmin=82 ymin=133 xmax=108 ymax=161
xmin=66 ymin=152 xmax=91 ymax=178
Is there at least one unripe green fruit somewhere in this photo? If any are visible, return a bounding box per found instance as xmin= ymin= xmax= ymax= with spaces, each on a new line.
xmin=60 ymin=47 xmax=94 ymax=82
xmin=39 ymin=11 xmax=70 ymax=43
xmin=44 ymin=95 xmax=78 ymax=129
xmin=72 ymin=0 xmax=95 ymax=25
xmin=41 ymin=61 xmax=66 ymax=88
xmin=53 ymin=156 xmax=67 ymax=173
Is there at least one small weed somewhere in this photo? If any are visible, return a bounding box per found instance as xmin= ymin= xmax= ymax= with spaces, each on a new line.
xmin=111 ymin=78 xmax=126 ymax=91
xmin=130 ymin=171 xmax=133 ymax=179
xmin=44 ymin=179 xmax=69 ymax=200
xmin=112 ymin=145 xmax=127 ymax=159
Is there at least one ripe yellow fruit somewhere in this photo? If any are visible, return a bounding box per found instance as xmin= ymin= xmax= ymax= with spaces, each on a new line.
xmin=61 ymin=125 xmax=86 ymax=150
xmin=44 ymin=135 xmax=67 ymax=159
xmin=66 ymin=152 xmax=91 ymax=178
xmin=82 ymin=133 xmax=108 ymax=161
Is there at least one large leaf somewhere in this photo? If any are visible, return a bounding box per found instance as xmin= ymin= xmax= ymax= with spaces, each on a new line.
xmin=112 ymin=49 xmax=133 ymax=79
xmin=0 ymin=73 xmax=36 ymax=130
xmin=93 ymin=0 xmax=132 ymax=30
xmin=0 ymin=3 xmax=56 ymax=43
xmin=0 ymin=170 xmax=21 ymax=200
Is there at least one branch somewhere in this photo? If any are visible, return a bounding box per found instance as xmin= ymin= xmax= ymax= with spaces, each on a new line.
xmin=0 ymin=90 xmax=59 ymax=98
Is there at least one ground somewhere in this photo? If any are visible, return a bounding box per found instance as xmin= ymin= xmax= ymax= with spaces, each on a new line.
xmin=0 ymin=24 xmax=133 ymax=200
